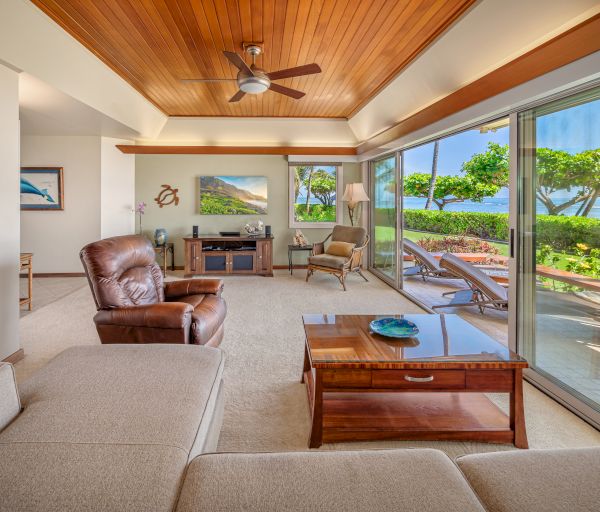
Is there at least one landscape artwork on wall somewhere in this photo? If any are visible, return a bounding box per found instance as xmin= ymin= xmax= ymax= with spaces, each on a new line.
xmin=20 ymin=167 xmax=64 ymax=210
xmin=198 ymin=176 xmax=268 ymax=215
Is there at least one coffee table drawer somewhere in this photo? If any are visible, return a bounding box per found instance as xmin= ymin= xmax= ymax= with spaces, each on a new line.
xmin=372 ymin=370 xmax=465 ymax=389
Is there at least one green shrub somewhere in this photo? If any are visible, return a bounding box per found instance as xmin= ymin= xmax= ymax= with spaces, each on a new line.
xmin=397 ymin=209 xmax=600 ymax=252
xmin=402 ymin=209 xmax=509 ymax=241
xmin=535 ymin=216 xmax=600 ymax=251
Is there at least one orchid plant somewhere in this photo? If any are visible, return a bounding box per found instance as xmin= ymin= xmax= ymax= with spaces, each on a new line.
xmin=135 ymin=201 xmax=146 ymax=235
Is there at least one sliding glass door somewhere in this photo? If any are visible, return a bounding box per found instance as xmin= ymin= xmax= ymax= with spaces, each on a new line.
xmin=371 ymin=155 xmax=397 ymax=282
xmin=517 ymin=87 xmax=600 ymax=426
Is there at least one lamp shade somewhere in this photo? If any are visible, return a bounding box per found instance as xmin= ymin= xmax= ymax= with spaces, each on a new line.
xmin=342 ymin=183 xmax=370 ymax=203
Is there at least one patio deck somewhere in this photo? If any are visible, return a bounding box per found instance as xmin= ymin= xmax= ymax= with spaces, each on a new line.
xmin=403 ymin=274 xmax=600 ymax=408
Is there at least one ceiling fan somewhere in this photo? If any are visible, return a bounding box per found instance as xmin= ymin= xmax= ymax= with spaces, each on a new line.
xmin=181 ymin=45 xmax=321 ymax=102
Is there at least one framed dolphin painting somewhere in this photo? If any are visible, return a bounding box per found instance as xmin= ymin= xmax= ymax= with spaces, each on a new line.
xmin=20 ymin=167 xmax=64 ymax=210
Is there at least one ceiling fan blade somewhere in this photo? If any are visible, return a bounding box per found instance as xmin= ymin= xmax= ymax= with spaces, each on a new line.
xmin=229 ymin=90 xmax=246 ymax=103
xmin=269 ymin=83 xmax=305 ymax=100
xmin=267 ymin=63 xmax=321 ymax=81
xmin=181 ymin=78 xmax=237 ymax=83
xmin=223 ymin=51 xmax=254 ymax=76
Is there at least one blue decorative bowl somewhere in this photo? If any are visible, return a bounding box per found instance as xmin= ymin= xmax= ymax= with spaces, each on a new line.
xmin=369 ymin=318 xmax=419 ymax=338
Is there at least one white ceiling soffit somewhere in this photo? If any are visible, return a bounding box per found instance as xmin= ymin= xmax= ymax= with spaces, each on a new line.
xmin=19 ymin=73 xmax=139 ymax=138
xmin=0 ymin=0 xmax=166 ymax=139
xmin=138 ymin=117 xmax=358 ymax=147
xmin=348 ymin=0 xmax=600 ymax=143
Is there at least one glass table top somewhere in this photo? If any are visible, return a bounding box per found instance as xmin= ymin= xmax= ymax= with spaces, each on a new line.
xmin=302 ymin=314 xmax=527 ymax=367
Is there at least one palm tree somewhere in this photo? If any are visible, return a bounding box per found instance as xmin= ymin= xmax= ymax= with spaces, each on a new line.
xmin=305 ymin=168 xmax=314 ymax=214
xmin=425 ymin=140 xmax=439 ymax=210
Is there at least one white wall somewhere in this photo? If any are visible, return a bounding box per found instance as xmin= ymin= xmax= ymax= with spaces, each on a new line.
xmin=136 ymin=155 xmax=359 ymax=266
xmin=101 ymin=138 xmax=135 ymax=238
xmin=20 ymin=136 xmax=101 ymax=273
xmin=0 ymin=64 xmax=21 ymax=360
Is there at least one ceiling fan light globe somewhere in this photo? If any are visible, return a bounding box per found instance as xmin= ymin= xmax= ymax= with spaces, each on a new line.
xmin=238 ymin=74 xmax=270 ymax=94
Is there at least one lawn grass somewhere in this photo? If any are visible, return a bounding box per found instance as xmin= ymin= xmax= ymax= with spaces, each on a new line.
xmin=374 ymin=225 xmax=573 ymax=270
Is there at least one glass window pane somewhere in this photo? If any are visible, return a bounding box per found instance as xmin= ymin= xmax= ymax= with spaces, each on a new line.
xmin=290 ymin=165 xmax=339 ymax=227
xmin=518 ymin=89 xmax=600 ymax=414
xmin=372 ymin=156 xmax=396 ymax=279
xmin=401 ymin=120 xmax=510 ymax=326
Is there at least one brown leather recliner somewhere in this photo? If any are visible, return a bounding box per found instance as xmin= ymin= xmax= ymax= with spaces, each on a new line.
xmin=80 ymin=235 xmax=226 ymax=347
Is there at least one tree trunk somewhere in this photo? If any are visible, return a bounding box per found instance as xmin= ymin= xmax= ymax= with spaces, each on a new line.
xmin=425 ymin=140 xmax=439 ymax=210
xmin=305 ymin=170 xmax=314 ymax=214
xmin=581 ymin=189 xmax=599 ymax=217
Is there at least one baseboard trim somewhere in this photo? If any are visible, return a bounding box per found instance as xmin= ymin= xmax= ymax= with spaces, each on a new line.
xmin=273 ymin=265 xmax=308 ymax=270
xmin=3 ymin=348 xmax=24 ymax=364
xmin=20 ymin=273 xmax=86 ymax=278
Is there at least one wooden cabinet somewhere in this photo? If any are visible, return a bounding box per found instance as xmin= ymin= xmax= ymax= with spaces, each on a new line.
xmin=184 ymin=235 xmax=273 ymax=277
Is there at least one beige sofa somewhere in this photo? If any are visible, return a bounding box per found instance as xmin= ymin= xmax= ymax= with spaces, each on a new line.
xmin=1 ymin=346 xmax=598 ymax=512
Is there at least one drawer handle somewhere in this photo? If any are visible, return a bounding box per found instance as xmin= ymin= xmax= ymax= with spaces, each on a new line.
xmin=404 ymin=375 xmax=434 ymax=383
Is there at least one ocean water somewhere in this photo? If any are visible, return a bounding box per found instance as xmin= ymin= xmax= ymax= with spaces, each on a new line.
xmin=396 ymin=197 xmax=600 ymax=218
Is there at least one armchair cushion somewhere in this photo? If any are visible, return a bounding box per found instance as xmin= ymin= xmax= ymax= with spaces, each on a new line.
xmin=326 ymin=241 xmax=355 ymax=258
xmin=332 ymin=225 xmax=367 ymax=246
xmin=308 ymin=254 xmax=348 ymax=270
xmin=94 ymin=303 xmax=193 ymax=329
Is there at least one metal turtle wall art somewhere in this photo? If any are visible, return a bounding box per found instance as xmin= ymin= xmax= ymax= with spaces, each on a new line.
xmin=154 ymin=184 xmax=180 ymax=208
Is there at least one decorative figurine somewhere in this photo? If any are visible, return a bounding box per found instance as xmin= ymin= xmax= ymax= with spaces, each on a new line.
xmin=293 ymin=229 xmax=309 ymax=247
xmin=154 ymin=228 xmax=168 ymax=247
xmin=243 ymin=220 xmax=265 ymax=237
xmin=154 ymin=184 xmax=180 ymax=208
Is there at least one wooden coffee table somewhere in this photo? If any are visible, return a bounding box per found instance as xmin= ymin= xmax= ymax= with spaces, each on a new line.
xmin=302 ymin=314 xmax=528 ymax=449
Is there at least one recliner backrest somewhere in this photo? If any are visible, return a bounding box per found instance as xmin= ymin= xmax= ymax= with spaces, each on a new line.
xmin=80 ymin=235 xmax=165 ymax=310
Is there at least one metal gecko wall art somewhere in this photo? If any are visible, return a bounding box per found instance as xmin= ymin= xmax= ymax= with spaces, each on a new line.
xmin=154 ymin=184 xmax=180 ymax=208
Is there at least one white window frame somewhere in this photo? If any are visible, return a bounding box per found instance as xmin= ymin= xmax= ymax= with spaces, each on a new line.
xmin=288 ymin=163 xmax=343 ymax=228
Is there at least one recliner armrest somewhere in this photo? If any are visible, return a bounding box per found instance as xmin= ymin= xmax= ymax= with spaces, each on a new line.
xmin=94 ymin=303 xmax=193 ymax=329
xmin=164 ymin=279 xmax=224 ymax=299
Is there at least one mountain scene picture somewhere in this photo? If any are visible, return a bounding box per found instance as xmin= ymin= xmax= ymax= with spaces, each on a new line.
xmin=198 ymin=176 xmax=268 ymax=215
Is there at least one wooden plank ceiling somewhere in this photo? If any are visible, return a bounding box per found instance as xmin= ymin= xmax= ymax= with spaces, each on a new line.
xmin=31 ymin=0 xmax=475 ymax=118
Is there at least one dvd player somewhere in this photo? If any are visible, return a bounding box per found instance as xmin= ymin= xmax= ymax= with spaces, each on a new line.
xmin=219 ymin=231 xmax=240 ymax=237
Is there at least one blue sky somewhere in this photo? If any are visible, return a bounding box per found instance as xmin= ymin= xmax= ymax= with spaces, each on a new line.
xmin=400 ymin=98 xmax=599 ymax=201
xmin=219 ymin=176 xmax=267 ymax=198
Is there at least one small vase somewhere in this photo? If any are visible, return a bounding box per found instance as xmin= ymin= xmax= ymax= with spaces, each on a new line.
xmin=155 ymin=228 xmax=168 ymax=247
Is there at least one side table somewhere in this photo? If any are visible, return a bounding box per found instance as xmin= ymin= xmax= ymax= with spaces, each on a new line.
xmin=20 ymin=253 xmax=33 ymax=311
xmin=154 ymin=243 xmax=175 ymax=277
xmin=288 ymin=244 xmax=314 ymax=275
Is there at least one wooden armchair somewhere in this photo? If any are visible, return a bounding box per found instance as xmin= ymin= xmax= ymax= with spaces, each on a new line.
xmin=306 ymin=225 xmax=370 ymax=291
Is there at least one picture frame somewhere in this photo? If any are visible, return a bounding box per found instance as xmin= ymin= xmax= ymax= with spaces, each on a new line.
xmin=198 ymin=176 xmax=268 ymax=215
xmin=20 ymin=167 xmax=64 ymax=211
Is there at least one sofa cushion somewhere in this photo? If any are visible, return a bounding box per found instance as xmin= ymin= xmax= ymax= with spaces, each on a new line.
xmin=0 ymin=443 xmax=187 ymax=512
xmin=456 ymin=447 xmax=600 ymax=512
xmin=176 ymin=449 xmax=485 ymax=512
xmin=0 ymin=363 xmax=20 ymax=432
xmin=308 ymin=253 xmax=347 ymax=269
xmin=3 ymin=345 xmax=223 ymax=455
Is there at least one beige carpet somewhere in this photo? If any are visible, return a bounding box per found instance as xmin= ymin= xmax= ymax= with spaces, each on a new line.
xmin=16 ymin=270 xmax=600 ymax=458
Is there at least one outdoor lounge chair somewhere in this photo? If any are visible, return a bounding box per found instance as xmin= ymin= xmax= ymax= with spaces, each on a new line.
xmin=402 ymin=238 xmax=456 ymax=281
xmin=432 ymin=253 xmax=508 ymax=314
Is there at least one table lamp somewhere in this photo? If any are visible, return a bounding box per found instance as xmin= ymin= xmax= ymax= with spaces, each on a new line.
xmin=342 ymin=183 xmax=370 ymax=226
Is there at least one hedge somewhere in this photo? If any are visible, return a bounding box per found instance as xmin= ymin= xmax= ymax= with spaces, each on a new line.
xmin=374 ymin=208 xmax=600 ymax=252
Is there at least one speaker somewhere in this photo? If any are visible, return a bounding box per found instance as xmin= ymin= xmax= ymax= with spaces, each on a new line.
xmin=192 ymin=225 xmax=198 ymax=238
xmin=265 ymin=225 xmax=272 ymax=237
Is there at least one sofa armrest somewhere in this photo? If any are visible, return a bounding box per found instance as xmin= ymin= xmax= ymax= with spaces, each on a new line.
xmin=164 ymin=279 xmax=224 ymax=299
xmin=94 ymin=303 xmax=193 ymax=329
